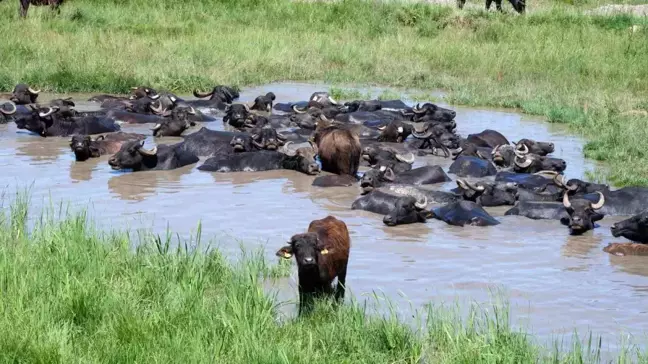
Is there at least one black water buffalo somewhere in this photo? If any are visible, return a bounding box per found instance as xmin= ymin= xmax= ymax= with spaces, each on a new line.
xmin=344 ymin=99 xmax=409 ymax=113
xmin=465 ymin=129 xmax=509 ymax=149
xmin=514 ymin=138 xmax=554 ymax=156
xmin=151 ymin=107 xmax=198 ymax=137
xmin=410 ymin=103 xmax=456 ymax=123
xmin=561 ymin=192 xmax=606 ymax=235
xmin=575 ymin=188 xmax=648 ymax=216
xmin=611 ymin=211 xmax=648 ymax=243
xmin=88 ymin=86 xmax=159 ymax=103
xmin=411 ymin=122 xmax=460 ymax=152
xmin=513 ymin=145 xmax=567 ymax=173
xmin=315 ymin=117 xmax=381 ymax=140
xmin=453 ymin=179 xmax=517 ymax=206
xmin=223 ymin=104 xmax=253 ymax=129
xmin=197 ymin=148 xmax=320 ymax=175
xmin=505 ymin=201 xmax=568 ymax=220
xmin=377 ymin=120 xmax=412 ymax=143
xmin=351 ymin=190 xmax=431 ymax=226
xmin=0 ymin=102 xmax=17 ymax=123
xmin=554 ymin=174 xmax=610 ymax=196
xmin=108 ymin=140 xmax=199 ymax=172
xmin=491 ymin=144 xmax=516 ymax=167
xmin=19 ymin=0 xmax=64 ymax=18
xmin=69 ymin=132 xmax=146 ymax=162
xmin=10 ymin=84 xmax=40 ymax=104
xmin=334 ymin=110 xmax=404 ymax=125
xmin=449 ymin=156 xmax=497 ymax=177
xmin=15 ymin=106 xmax=120 ymax=137
xmin=176 ymin=127 xmax=284 ymax=157
xmin=361 ymin=145 xmax=415 ymax=174
xmin=191 ymin=86 xmax=239 ymax=110
xmin=385 ymin=184 xmax=462 ymax=206
xmin=251 ymin=92 xmax=276 ymax=112
xmin=360 ymin=165 xmax=451 ymax=194
xmin=451 ymin=142 xmax=492 ymax=161
xmin=495 ymin=171 xmax=561 ymax=193
xmin=430 ymin=201 xmax=500 ymax=227
xmin=308 ymin=92 xmax=339 ymax=108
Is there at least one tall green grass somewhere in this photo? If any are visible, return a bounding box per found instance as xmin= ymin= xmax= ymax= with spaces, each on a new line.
xmin=1 ymin=0 xmax=647 ymax=185
xmin=0 ymin=192 xmax=645 ymax=362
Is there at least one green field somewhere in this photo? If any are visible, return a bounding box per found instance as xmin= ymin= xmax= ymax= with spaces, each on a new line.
xmin=1 ymin=0 xmax=648 ymax=185
xmin=0 ymin=192 xmax=642 ymax=363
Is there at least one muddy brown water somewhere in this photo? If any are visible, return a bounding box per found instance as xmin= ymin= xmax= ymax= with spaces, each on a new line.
xmin=1 ymin=82 xmax=646 ymax=353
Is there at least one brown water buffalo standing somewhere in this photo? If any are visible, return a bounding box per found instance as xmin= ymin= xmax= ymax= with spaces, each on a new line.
xmin=312 ymin=125 xmax=361 ymax=177
xmin=276 ymin=216 xmax=351 ymax=315
xmin=19 ymin=0 xmax=64 ymax=18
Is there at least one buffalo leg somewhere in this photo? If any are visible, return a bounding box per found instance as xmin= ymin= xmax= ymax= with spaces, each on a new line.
xmin=20 ymin=0 xmax=30 ymax=18
xmin=335 ymin=265 xmax=348 ymax=302
xmin=457 ymin=0 xmax=466 ymax=9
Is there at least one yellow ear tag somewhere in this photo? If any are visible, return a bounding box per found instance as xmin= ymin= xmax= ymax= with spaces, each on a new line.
xmin=320 ymin=249 xmax=329 ymax=255
xmin=281 ymin=251 xmax=293 ymax=259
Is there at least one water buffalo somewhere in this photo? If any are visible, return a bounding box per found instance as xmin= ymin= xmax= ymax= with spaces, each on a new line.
xmin=554 ymin=174 xmax=610 ymax=196
xmin=361 ymin=145 xmax=414 ymax=174
xmin=505 ymin=201 xmax=568 ymax=220
xmin=457 ymin=0 xmax=525 ymax=13
xmin=334 ymin=110 xmax=404 ymax=126
xmin=385 ymin=184 xmax=461 ymax=206
xmin=223 ymin=104 xmax=253 ymax=129
xmin=496 ymin=171 xmax=561 ymax=193
xmin=0 ymin=102 xmax=17 ymax=123
xmin=88 ymin=86 xmax=159 ymax=103
xmin=176 ymin=127 xmax=284 ymax=157
xmin=360 ymin=165 xmax=451 ymax=194
xmin=191 ymin=86 xmax=239 ymax=110
xmin=411 ymin=122 xmax=460 ymax=152
xmin=513 ymin=145 xmax=567 ymax=174
xmin=611 ymin=211 xmax=648 ymax=243
xmin=449 ymin=156 xmax=497 ymax=177
xmin=514 ymin=138 xmax=554 ymax=156
xmin=377 ymin=120 xmax=412 ymax=143
xmin=315 ymin=116 xmax=381 ymax=140
xmin=251 ymin=92 xmax=276 ymax=112
xmin=10 ymin=84 xmax=40 ymax=105
xmin=275 ymin=216 xmax=351 ymax=315
xmin=554 ymin=175 xmax=648 ymax=216
xmin=351 ymin=190 xmax=431 ymax=226
xmin=430 ymin=201 xmax=500 ymax=227
xmin=108 ymin=140 xmax=199 ymax=172
xmin=465 ymin=129 xmax=509 ymax=149
xmin=69 ymin=132 xmax=146 ymax=162
xmin=15 ymin=106 xmax=121 ymax=137
xmin=197 ymin=148 xmax=320 ymax=175
xmin=344 ymin=99 xmax=409 ymax=113
xmin=151 ymin=107 xmax=198 ymax=137
xmin=19 ymin=0 xmax=64 ymax=18
xmin=561 ymin=192 xmax=605 ymax=235
xmin=453 ymin=179 xmax=518 ymax=206
xmin=410 ymin=103 xmax=456 ymax=123
xmin=491 ymin=144 xmax=516 ymax=167
xmin=452 ymin=142 xmax=491 ymax=161
xmin=314 ymin=125 xmax=362 ymax=176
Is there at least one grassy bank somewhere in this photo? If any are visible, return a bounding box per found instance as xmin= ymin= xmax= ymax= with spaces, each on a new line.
xmin=1 ymin=0 xmax=648 ymax=185
xmin=0 ymin=193 xmax=644 ymax=363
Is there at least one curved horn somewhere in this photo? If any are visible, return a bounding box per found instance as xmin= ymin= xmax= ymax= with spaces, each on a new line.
xmin=553 ymin=174 xmax=578 ymax=191
xmin=327 ymin=96 xmax=339 ymax=105
xmin=591 ymin=191 xmax=605 ymax=210
xmin=149 ymin=93 xmax=160 ymax=100
xmin=514 ymin=156 xmax=533 ymax=168
xmin=412 ymin=103 xmax=425 ymax=114
xmin=456 ymin=179 xmax=469 ymax=190
xmin=515 ymin=143 xmax=529 ymax=155
xmin=414 ymin=196 xmax=428 ymax=210
xmin=150 ymin=101 xmax=165 ymax=115
xmin=252 ymin=140 xmax=265 ymax=149
xmin=187 ymin=106 xmax=196 ymax=115
xmin=378 ymin=125 xmax=386 ymax=131
xmin=152 ymin=123 xmax=162 ymax=131
xmin=38 ymin=107 xmax=57 ymax=118
xmin=464 ymin=179 xmax=485 ymax=191
xmin=281 ymin=141 xmax=296 ymax=157
xmin=491 ymin=145 xmax=501 ymax=155
xmin=193 ymin=89 xmax=214 ymax=98
xmin=243 ymin=103 xmax=251 ymax=112
xmin=27 ymin=87 xmax=41 ymax=94
xmin=291 ymin=104 xmax=307 ymax=114
xmin=138 ymin=145 xmax=157 ymax=156
xmin=533 ymin=170 xmax=559 ymax=177
xmin=411 ymin=124 xmax=433 ymax=139
xmin=395 ymin=152 xmax=415 ymax=164
xmin=562 ymin=192 xmax=572 ymax=209
xmin=276 ymin=133 xmax=287 ymax=142
xmin=0 ymin=102 xmax=17 ymax=115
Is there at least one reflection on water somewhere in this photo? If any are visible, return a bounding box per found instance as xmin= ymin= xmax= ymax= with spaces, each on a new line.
xmin=1 ymin=82 xmax=646 ymax=353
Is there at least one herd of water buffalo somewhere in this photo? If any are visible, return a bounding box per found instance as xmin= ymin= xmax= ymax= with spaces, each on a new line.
xmin=0 ymin=83 xmax=647 ymax=257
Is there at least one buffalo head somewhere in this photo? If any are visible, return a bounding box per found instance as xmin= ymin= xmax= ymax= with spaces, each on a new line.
xmin=15 ymin=105 xmax=59 ymax=136
xmin=10 ymin=84 xmax=40 ymax=105
xmin=382 ymin=195 xmax=431 ymax=226
xmin=129 ymin=86 xmax=159 ymax=100
xmin=224 ymin=104 xmax=252 ymax=129
xmin=514 ymin=138 xmax=554 ymax=156
xmin=560 ymin=192 xmax=605 ymax=235
xmin=251 ymin=92 xmax=276 ymax=112
xmin=108 ymin=140 xmax=158 ymax=171
xmin=152 ymin=107 xmax=197 ymax=137
xmin=611 ymin=212 xmax=648 ymax=244
xmin=454 ymin=179 xmax=518 ymax=207
xmin=378 ymin=121 xmax=412 ymax=143
xmin=410 ymin=102 xmax=456 ymax=123
xmin=193 ymin=85 xmax=239 ymax=103
xmin=70 ymin=135 xmax=101 ymax=161
xmin=513 ymin=144 xmax=566 ymax=173
xmin=0 ymin=102 xmax=17 ymax=122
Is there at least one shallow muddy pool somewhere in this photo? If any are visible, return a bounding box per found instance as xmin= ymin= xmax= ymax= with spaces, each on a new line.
xmin=1 ymin=82 xmax=645 ymax=352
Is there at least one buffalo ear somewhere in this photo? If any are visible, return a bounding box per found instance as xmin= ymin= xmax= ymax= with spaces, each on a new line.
xmin=276 ymin=245 xmax=293 ymax=260
xmin=383 ymin=168 xmax=396 ymax=182
xmin=560 ymin=217 xmax=570 ymax=226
